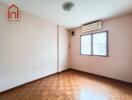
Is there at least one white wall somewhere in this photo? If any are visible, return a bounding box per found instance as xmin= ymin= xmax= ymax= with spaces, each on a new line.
xmin=69 ymin=13 xmax=132 ymax=83
xmin=58 ymin=26 xmax=69 ymax=72
xmin=0 ymin=4 xmax=69 ymax=92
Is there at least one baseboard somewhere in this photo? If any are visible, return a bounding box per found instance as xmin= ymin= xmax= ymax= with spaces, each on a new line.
xmin=70 ymin=68 xmax=132 ymax=85
xmin=0 ymin=68 xmax=70 ymax=95
xmin=1 ymin=68 xmax=131 ymax=95
xmin=58 ymin=67 xmax=70 ymax=72
xmin=0 ymin=72 xmax=58 ymax=95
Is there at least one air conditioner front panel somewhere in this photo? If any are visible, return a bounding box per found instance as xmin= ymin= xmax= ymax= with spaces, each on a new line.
xmin=82 ymin=21 xmax=102 ymax=32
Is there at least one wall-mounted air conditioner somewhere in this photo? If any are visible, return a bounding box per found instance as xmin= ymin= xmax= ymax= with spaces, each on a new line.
xmin=82 ymin=21 xmax=102 ymax=32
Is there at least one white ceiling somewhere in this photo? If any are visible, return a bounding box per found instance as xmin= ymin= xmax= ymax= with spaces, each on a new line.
xmin=1 ymin=0 xmax=132 ymax=29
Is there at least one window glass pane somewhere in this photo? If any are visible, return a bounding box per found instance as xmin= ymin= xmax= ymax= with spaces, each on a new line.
xmin=93 ymin=32 xmax=107 ymax=56
xmin=81 ymin=35 xmax=91 ymax=55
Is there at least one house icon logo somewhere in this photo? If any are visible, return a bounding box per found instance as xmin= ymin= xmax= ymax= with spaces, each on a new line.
xmin=6 ymin=4 xmax=21 ymax=21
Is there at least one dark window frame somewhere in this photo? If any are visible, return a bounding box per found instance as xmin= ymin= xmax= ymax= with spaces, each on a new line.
xmin=80 ymin=31 xmax=109 ymax=57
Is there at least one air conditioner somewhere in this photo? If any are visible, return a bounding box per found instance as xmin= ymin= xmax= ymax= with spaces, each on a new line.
xmin=82 ymin=21 xmax=102 ymax=32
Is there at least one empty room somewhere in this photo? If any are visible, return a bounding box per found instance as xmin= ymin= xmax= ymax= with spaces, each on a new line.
xmin=0 ymin=0 xmax=132 ymax=100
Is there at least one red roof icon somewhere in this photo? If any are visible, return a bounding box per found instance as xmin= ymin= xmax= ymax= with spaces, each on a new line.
xmin=8 ymin=4 xmax=19 ymax=9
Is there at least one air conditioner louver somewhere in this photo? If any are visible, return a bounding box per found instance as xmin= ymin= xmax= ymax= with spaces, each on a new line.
xmin=82 ymin=21 xmax=102 ymax=32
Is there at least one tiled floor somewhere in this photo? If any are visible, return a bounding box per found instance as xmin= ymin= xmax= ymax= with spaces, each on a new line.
xmin=0 ymin=69 xmax=132 ymax=100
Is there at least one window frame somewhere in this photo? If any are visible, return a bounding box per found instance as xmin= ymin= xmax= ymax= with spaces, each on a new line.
xmin=80 ymin=31 xmax=109 ymax=57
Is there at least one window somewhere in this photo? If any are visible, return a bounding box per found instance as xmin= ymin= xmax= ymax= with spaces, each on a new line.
xmin=81 ymin=35 xmax=91 ymax=55
xmin=80 ymin=31 xmax=108 ymax=56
